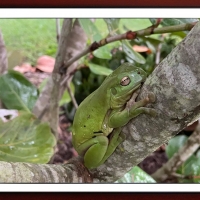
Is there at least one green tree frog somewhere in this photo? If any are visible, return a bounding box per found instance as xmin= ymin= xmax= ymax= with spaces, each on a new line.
xmin=72 ymin=63 xmax=156 ymax=169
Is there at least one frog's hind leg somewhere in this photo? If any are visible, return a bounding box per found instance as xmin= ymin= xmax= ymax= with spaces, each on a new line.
xmin=96 ymin=127 xmax=125 ymax=167
xmin=83 ymin=136 xmax=109 ymax=169
xmin=83 ymin=128 xmax=125 ymax=169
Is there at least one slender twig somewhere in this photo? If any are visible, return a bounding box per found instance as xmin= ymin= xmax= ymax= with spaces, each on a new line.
xmin=152 ymin=18 xmax=163 ymax=28
xmin=152 ymin=120 xmax=200 ymax=182
xmin=66 ymin=80 xmax=78 ymax=109
xmin=155 ymin=34 xmax=165 ymax=65
xmin=63 ymin=22 xmax=197 ymax=69
xmin=56 ymin=19 xmax=61 ymax=44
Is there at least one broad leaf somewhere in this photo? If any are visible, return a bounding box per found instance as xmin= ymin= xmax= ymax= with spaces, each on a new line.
xmin=196 ymin=150 xmax=200 ymax=158
xmin=189 ymin=158 xmax=200 ymax=183
xmin=166 ymin=135 xmax=188 ymax=159
xmin=78 ymin=18 xmax=102 ymax=42
xmin=93 ymin=46 xmax=112 ymax=59
xmin=59 ymin=82 xmax=75 ymax=106
xmin=0 ymin=112 xmax=56 ymax=163
xmin=120 ymin=19 xmax=152 ymax=32
xmin=177 ymin=154 xmax=196 ymax=175
xmin=122 ymin=40 xmax=146 ymax=64
xmin=0 ymin=70 xmax=39 ymax=112
xmin=88 ymin=63 xmax=113 ymax=76
xmin=179 ymin=157 xmax=200 ymax=183
xmin=94 ymin=19 xmax=109 ymax=38
xmin=104 ymin=18 xmax=120 ymax=35
xmin=116 ymin=166 xmax=156 ymax=183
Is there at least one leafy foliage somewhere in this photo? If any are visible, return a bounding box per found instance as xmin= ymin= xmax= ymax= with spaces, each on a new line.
xmin=88 ymin=63 xmax=113 ymax=76
xmin=0 ymin=112 xmax=56 ymax=163
xmin=166 ymin=135 xmax=188 ymax=159
xmin=0 ymin=70 xmax=39 ymax=112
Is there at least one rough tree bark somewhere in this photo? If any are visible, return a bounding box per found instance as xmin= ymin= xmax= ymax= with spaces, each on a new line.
xmin=0 ymin=21 xmax=200 ymax=183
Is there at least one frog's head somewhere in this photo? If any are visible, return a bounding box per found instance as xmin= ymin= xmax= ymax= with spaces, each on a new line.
xmin=108 ymin=63 xmax=147 ymax=109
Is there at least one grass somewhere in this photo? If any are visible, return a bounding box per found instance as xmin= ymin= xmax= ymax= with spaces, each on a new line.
xmin=0 ymin=19 xmax=59 ymax=68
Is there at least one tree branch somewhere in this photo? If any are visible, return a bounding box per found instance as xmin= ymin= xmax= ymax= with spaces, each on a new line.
xmin=0 ymin=157 xmax=92 ymax=183
xmin=64 ymin=21 xmax=197 ymax=69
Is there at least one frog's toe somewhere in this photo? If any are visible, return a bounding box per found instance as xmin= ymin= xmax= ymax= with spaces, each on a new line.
xmin=148 ymin=92 xmax=156 ymax=103
xmin=149 ymin=108 xmax=157 ymax=117
xmin=118 ymin=132 xmax=126 ymax=142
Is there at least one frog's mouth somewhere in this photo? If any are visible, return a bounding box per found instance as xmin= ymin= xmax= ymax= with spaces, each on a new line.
xmin=131 ymin=82 xmax=143 ymax=92
xmin=111 ymin=83 xmax=142 ymax=108
xmin=126 ymin=81 xmax=144 ymax=96
xmin=110 ymin=79 xmax=146 ymax=109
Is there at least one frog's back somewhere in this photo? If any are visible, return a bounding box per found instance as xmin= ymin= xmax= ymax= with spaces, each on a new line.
xmin=72 ymin=87 xmax=110 ymax=147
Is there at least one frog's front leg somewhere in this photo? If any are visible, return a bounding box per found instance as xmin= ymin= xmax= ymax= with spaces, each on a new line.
xmin=109 ymin=92 xmax=157 ymax=128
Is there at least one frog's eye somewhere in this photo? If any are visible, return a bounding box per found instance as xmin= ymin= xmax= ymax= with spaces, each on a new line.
xmin=120 ymin=76 xmax=130 ymax=86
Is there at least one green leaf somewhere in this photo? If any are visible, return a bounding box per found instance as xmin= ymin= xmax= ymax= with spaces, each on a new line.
xmin=122 ymin=40 xmax=146 ymax=64
xmin=166 ymin=135 xmax=188 ymax=159
xmin=78 ymin=19 xmax=102 ymax=42
xmin=196 ymin=150 xmax=200 ymax=158
xmin=170 ymin=31 xmax=187 ymax=39
xmin=93 ymin=46 xmax=112 ymax=59
xmin=120 ymin=19 xmax=152 ymax=32
xmin=94 ymin=19 xmax=109 ymax=38
xmin=182 ymin=155 xmax=198 ymax=174
xmin=189 ymin=158 xmax=200 ymax=183
xmin=88 ymin=63 xmax=113 ymax=76
xmin=150 ymin=18 xmax=199 ymax=27
xmin=59 ymin=82 xmax=75 ymax=106
xmin=0 ymin=112 xmax=56 ymax=163
xmin=0 ymin=70 xmax=39 ymax=112
xmin=116 ymin=166 xmax=156 ymax=183
xmin=180 ymin=157 xmax=200 ymax=183
xmin=104 ymin=18 xmax=120 ymax=35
